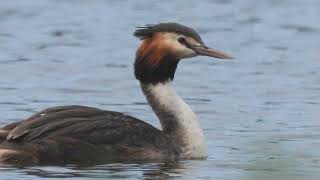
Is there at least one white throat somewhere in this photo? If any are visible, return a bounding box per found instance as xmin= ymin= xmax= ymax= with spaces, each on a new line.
xmin=141 ymin=81 xmax=207 ymax=159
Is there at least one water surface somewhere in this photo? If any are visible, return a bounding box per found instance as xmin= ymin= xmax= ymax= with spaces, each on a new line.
xmin=0 ymin=0 xmax=319 ymax=179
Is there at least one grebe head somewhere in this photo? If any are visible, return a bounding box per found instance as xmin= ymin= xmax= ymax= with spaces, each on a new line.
xmin=134 ymin=22 xmax=233 ymax=83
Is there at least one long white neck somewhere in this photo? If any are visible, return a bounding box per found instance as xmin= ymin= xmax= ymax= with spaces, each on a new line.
xmin=141 ymin=81 xmax=207 ymax=159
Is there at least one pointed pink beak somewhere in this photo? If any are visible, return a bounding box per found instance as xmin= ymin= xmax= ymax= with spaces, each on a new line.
xmin=192 ymin=45 xmax=233 ymax=59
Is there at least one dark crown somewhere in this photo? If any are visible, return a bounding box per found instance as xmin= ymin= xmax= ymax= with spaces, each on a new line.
xmin=134 ymin=22 xmax=203 ymax=44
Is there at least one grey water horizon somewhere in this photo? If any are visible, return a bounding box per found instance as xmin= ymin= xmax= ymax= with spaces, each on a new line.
xmin=0 ymin=0 xmax=320 ymax=179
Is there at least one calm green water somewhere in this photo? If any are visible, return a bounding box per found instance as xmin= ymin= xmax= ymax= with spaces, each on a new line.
xmin=0 ymin=0 xmax=319 ymax=179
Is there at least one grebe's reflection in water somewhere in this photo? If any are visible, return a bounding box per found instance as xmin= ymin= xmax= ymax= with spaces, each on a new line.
xmin=0 ymin=161 xmax=205 ymax=179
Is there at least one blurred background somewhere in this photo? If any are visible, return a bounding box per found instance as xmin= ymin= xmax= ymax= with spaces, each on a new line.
xmin=0 ymin=0 xmax=319 ymax=179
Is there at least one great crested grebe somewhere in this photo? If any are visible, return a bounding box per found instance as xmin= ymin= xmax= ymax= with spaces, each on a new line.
xmin=0 ymin=23 xmax=232 ymax=165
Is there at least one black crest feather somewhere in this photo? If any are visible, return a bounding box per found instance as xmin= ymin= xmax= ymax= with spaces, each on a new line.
xmin=134 ymin=22 xmax=203 ymax=43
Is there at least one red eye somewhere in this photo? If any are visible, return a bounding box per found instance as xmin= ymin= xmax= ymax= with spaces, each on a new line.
xmin=178 ymin=37 xmax=187 ymax=45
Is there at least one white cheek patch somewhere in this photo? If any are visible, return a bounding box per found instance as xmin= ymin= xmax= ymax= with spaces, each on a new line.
xmin=162 ymin=33 xmax=197 ymax=59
